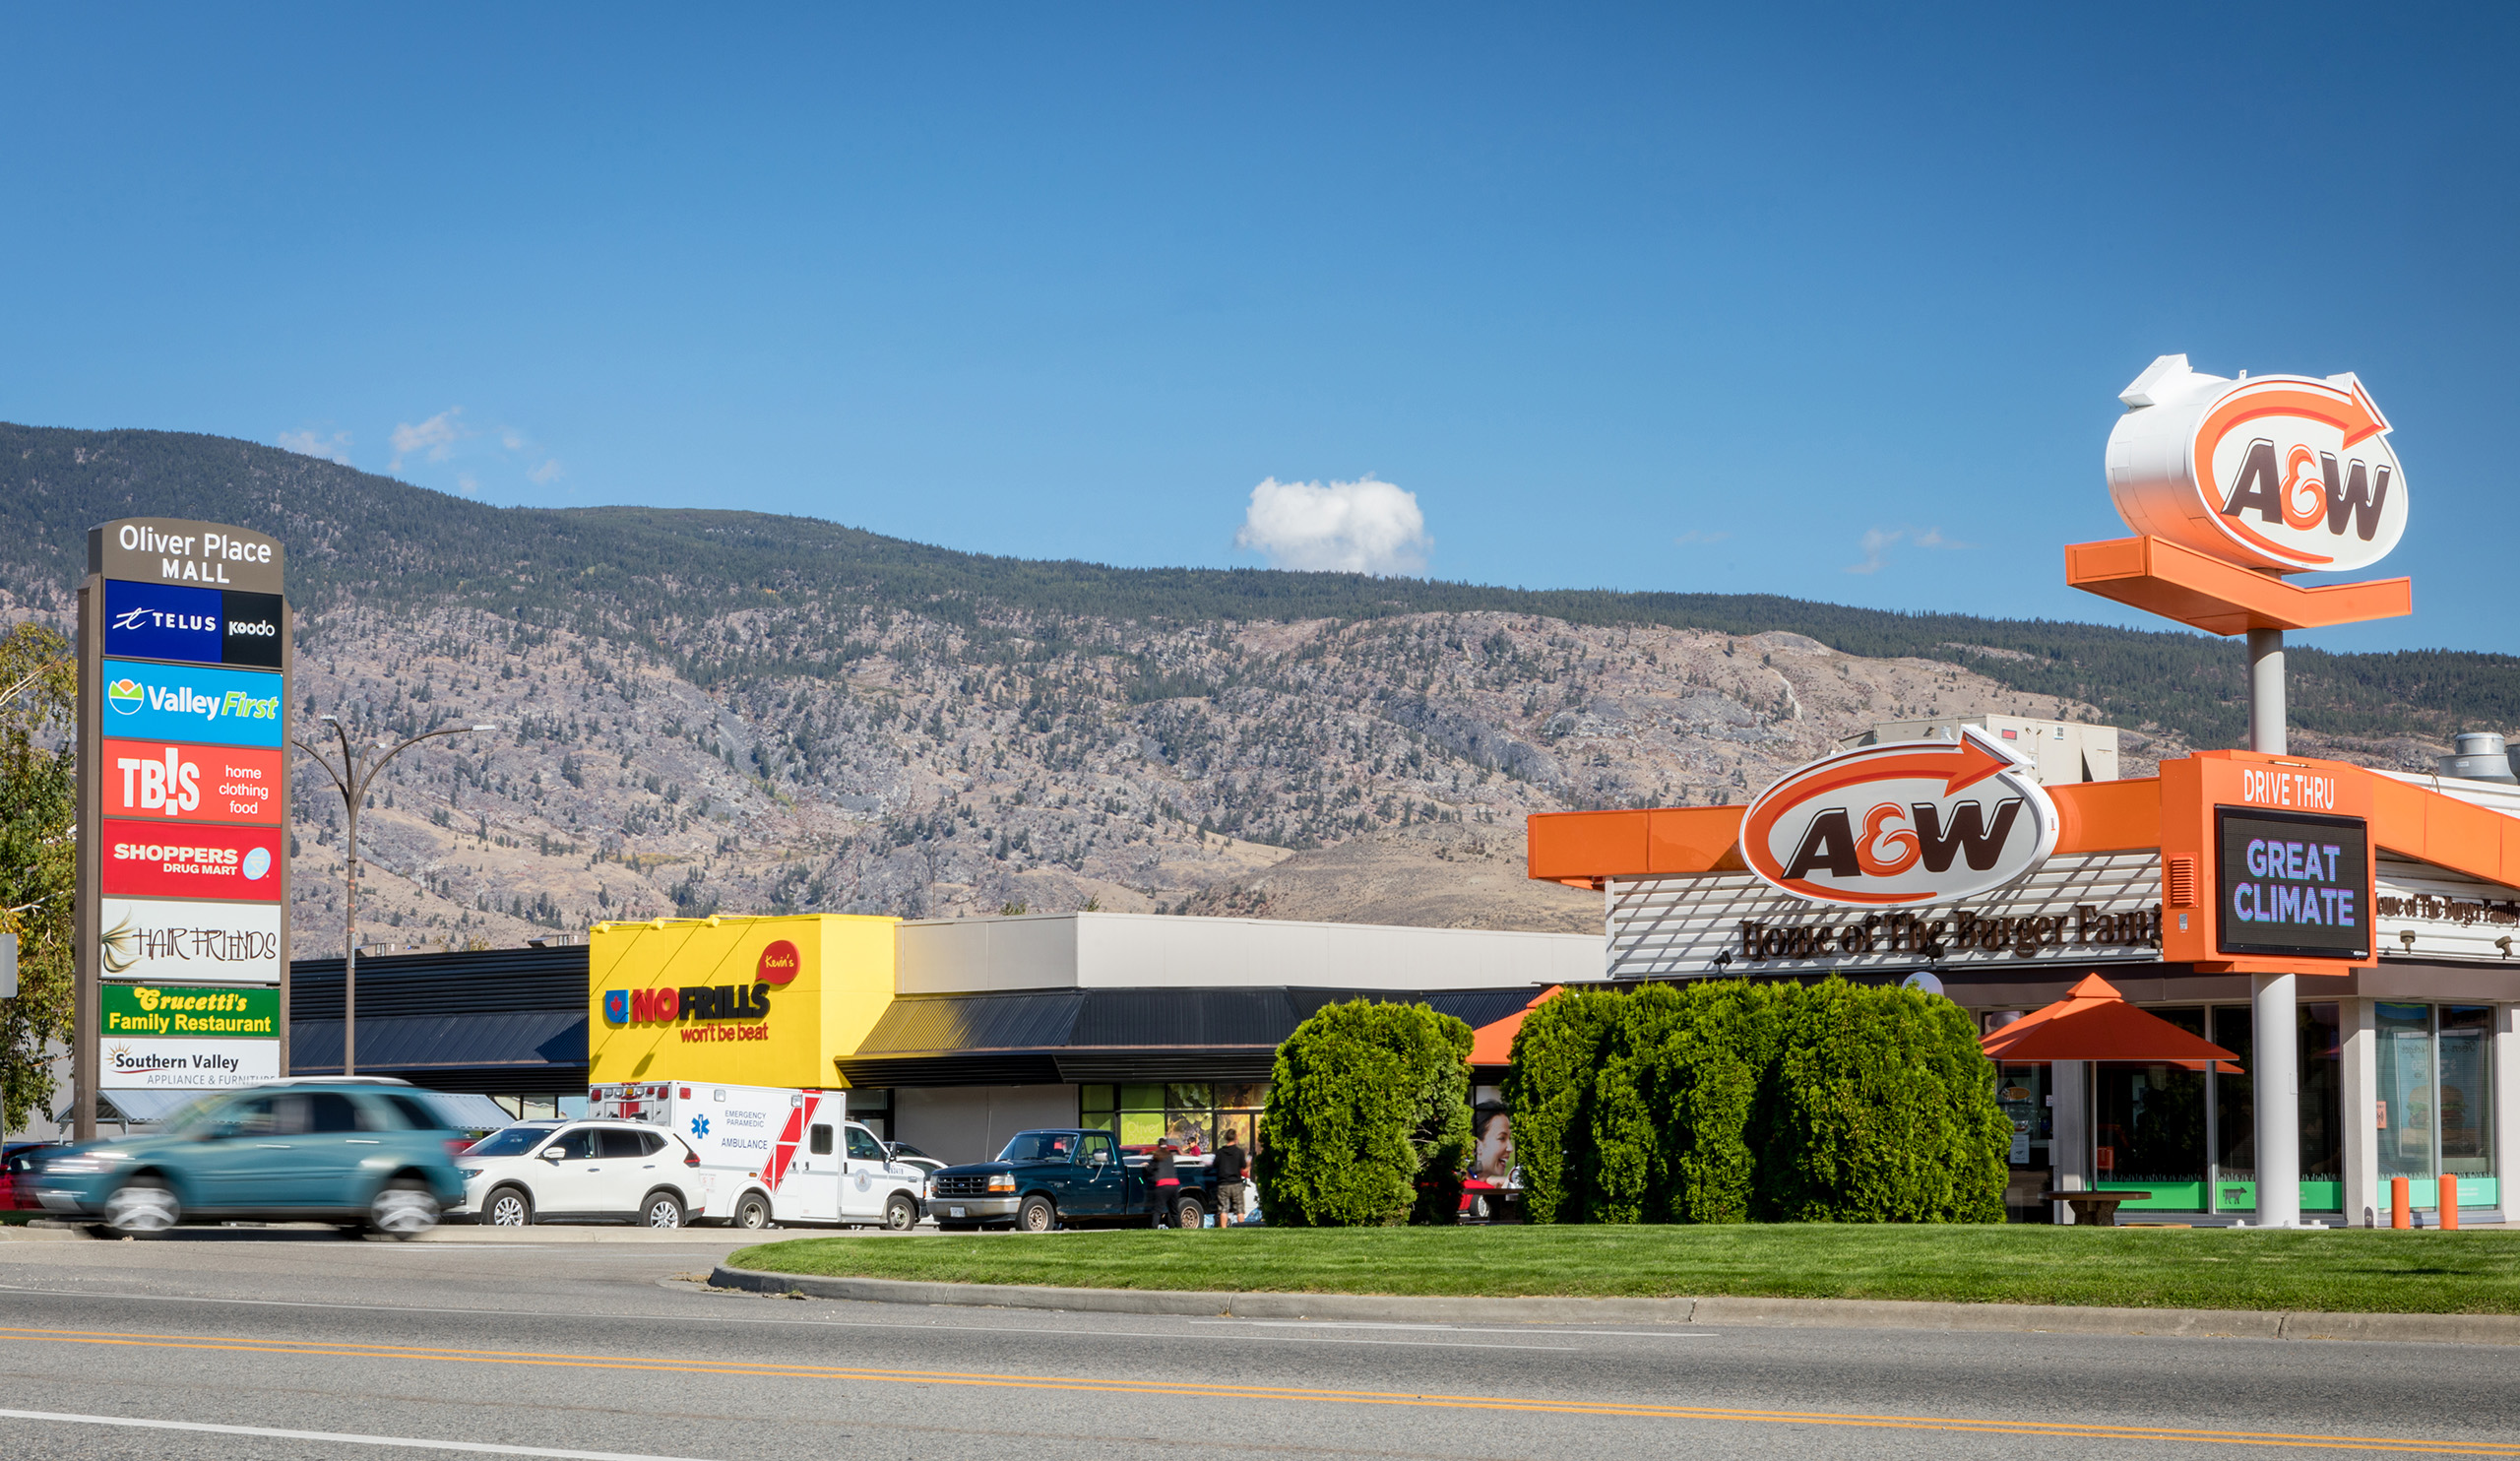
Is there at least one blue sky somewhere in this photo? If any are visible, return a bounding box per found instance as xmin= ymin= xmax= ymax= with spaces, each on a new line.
xmin=4 ymin=6 xmax=2513 ymax=653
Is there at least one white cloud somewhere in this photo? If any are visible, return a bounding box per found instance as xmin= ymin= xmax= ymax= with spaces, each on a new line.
xmin=1846 ymin=526 xmax=1970 ymax=574
xmin=528 ymin=458 xmax=564 ymax=485
xmin=499 ymin=427 xmax=527 ymax=451
xmin=456 ymin=472 xmax=481 ymax=498
xmin=1233 ymin=476 xmax=1431 ymax=576
xmin=1673 ymin=529 xmax=1732 ymax=546
xmin=389 ymin=408 xmax=471 ymax=471
xmin=276 ymin=429 xmax=351 ymax=465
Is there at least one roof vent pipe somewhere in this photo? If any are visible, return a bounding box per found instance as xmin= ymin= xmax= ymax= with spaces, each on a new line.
xmin=2436 ymin=731 xmax=2518 ymax=785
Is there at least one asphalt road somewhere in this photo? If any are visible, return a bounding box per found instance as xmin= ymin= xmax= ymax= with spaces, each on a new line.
xmin=2 ymin=1228 xmax=2517 ymax=1460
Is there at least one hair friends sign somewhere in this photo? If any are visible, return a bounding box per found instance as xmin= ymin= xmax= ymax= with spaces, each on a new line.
xmin=2106 ymin=354 xmax=2407 ymax=574
xmin=1742 ymin=729 xmax=2059 ymax=906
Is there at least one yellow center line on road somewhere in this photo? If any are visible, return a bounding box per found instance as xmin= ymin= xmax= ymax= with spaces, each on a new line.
xmin=1 ymin=1325 xmax=2512 ymax=1456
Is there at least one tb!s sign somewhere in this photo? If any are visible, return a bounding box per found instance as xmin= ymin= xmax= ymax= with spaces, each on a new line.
xmin=1742 ymin=729 xmax=2059 ymax=907
xmin=2106 ymin=353 xmax=2407 ymax=573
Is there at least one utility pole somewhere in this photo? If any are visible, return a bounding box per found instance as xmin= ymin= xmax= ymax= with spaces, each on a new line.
xmin=293 ymin=718 xmax=492 ymax=1076
xmin=2246 ymin=626 xmax=2302 ymax=1230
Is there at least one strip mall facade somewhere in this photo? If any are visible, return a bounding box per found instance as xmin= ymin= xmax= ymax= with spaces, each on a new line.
xmin=1530 ymin=736 xmax=2520 ymax=1226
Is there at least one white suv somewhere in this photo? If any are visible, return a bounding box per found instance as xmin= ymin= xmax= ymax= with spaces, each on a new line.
xmin=456 ymin=1119 xmax=703 ymax=1228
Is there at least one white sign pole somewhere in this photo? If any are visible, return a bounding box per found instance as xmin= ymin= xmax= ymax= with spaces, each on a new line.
xmin=2245 ymin=626 xmax=2304 ymax=1228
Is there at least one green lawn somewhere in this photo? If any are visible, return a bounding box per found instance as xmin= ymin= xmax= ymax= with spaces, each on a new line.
xmin=728 ymin=1224 xmax=2520 ymax=1315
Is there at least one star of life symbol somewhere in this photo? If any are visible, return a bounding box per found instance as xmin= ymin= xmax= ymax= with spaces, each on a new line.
xmin=690 ymin=1114 xmax=711 ymax=1140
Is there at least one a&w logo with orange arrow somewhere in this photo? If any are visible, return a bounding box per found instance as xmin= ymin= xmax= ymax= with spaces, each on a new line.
xmin=1742 ymin=728 xmax=2060 ymax=907
xmin=2106 ymin=353 xmax=2409 ymax=574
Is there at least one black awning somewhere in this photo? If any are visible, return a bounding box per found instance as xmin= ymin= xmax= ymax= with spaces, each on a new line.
xmin=290 ymin=1010 xmax=587 ymax=1094
xmin=835 ymin=985 xmax=1551 ymax=1088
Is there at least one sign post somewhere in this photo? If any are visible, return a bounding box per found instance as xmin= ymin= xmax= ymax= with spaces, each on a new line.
xmin=74 ymin=519 xmax=288 ymax=1139
xmin=2073 ymin=354 xmax=2411 ymax=1228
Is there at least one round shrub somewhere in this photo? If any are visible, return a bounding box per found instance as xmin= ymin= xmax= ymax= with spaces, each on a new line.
xmin=1258 ymin=999 xmax=1474 ymax=1227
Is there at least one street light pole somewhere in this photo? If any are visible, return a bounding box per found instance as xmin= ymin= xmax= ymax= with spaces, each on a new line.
xmin=292 ymin=718 xmax=493 ymax=1077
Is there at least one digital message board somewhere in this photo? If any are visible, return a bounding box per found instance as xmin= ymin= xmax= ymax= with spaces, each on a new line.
xmin=2215 ymin=807 xmax=2372 ymax=959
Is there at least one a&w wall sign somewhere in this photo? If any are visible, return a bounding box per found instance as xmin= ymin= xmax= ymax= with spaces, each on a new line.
xmin=1742 ymin=728 xmax=2059 ymax=906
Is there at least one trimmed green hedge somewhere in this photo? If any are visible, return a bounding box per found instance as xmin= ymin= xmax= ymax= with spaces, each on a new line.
xmin=1258 ymin=999 xmax=1474 ymax=1227
xmin=1505 ymin=978 xmax=2004 ymax=1224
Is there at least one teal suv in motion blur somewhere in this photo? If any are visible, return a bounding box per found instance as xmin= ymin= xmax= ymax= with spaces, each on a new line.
xmin=33 ymin=1078 xmax=468 ymax=1238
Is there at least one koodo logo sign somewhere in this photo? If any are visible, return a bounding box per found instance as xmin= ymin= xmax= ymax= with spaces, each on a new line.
xmin=1742 ymin=729 xmax=2059 ymax=907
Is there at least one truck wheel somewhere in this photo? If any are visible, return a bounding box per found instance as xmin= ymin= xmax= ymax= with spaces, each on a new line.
xmin=1016 ymin=1194 xmax=1058 ymax=1233
xmin=370 ymin=1179 xmax=440 ymax=1239
xmin=103 ymin=1177 xmax=178 ymax=1236
xmin=642 ymin=1191 xmax=685 ymax=1229
xmin=1171 ymin=1193 xmax=1207 ymax=1230
xmin=732 ymin=1192 xmax=772 ymax=1230
xmin=485 ymin=1185 xmax=534 ymax=1227
xmin=883 ymin=1192 xmax=918 ymax=1232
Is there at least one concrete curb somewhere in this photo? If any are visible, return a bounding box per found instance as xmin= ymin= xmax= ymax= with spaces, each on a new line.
xmin=704 ymin=1265 xmax=2520 ymax=1346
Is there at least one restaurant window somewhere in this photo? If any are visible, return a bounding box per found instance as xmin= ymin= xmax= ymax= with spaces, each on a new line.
xmin=2377 ymin=1002 xmax=2499 ymax=1209
xmin=2203 ymin=1002 xmax=2343 ymax=1215
xmin=2095 ymin=1007 xmax=2208 ymax=1209
xmin=1080 ymin=1082 xmax=1270 ymax=1153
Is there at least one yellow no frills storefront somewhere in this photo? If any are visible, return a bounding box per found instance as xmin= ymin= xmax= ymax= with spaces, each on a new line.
xmin=586 ymin=914 xmax=897 ymax=1089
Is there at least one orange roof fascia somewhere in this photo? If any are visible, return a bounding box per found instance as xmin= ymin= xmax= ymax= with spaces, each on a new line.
xmin=1526 ymin=759 xmax=2520 ymax=896
xmin=2065 ymin=535 xmax=2411 ymax=636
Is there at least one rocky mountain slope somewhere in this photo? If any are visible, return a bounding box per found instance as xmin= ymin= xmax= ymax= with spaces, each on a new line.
xmin=0 ymin=422 xmax=2475 ymax=953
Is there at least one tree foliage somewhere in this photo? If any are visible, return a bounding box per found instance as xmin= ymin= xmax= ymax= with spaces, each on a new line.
xmin=0 ymin=622 xmax=76 ymax=1136
xmin=1507 ymin=978 xmax=2004 ymax=1225
xmin=1258 ymin=999 xmax=1474 ymax=1227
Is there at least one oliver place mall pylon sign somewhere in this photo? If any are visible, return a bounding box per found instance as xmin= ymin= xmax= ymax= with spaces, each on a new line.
xmin=74 ymin=520 xmax=291 ymax=1139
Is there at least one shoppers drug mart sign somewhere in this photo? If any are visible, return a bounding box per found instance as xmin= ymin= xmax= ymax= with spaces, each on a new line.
xmin=1742 ymin=728 xmax=2059 ymax=907
xmin=2107 ymin=354 xmax=2408 ymax=573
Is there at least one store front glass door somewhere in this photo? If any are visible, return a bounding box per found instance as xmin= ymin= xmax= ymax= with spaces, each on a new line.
xmin=2378 ymin=1002 xmax=2500 ymax=1211
xmin=2206 ymin=1002 xmax=2344 ymax=1215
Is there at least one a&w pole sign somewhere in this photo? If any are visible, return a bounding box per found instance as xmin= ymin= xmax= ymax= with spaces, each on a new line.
xmin=1741 ymin=727 xmax=2060 ymax=907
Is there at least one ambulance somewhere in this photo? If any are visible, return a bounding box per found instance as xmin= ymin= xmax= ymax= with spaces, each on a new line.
xmin=587 ymin=1081 xmax=925 ymax=1231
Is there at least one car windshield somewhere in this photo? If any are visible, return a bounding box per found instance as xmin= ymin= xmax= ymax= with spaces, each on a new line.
xmin=997 ymin=1131 xmax=1080 ymax=1163
xmin=890 ymin=1142 xmax=932 ymax=1160
xmin=464 ymin=1123 xmax=562 ymax=1158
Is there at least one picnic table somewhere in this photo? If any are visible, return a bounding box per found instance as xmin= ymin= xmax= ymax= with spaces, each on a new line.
xmin=2042 ymin=1189 xmax=2151 ymax=1227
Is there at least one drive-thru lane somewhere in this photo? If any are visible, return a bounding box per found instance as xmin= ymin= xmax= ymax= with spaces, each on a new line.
xmin=2 ymin=1232 xmax=2517 ymax=1459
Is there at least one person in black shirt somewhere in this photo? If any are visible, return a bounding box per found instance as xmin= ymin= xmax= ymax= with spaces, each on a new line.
xmin=1148 ymin=1141 xmax=1181 ymax=1228
xmin=1212 ymin=1137 xmax=1247 ymax=1226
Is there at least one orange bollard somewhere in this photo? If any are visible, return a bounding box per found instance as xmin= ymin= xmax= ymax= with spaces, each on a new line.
xmin=2391 ymin=1176 xmax=2411 ymax=1229
xmin=2440 ymin=1175 xmax=2460 ymax=1231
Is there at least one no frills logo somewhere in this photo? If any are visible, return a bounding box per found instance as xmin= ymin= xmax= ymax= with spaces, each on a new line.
xmin=1741 ymin=729 xmax=2059 ymax=907
xmin=2107 ymin=354 xmax=2408 ymax=574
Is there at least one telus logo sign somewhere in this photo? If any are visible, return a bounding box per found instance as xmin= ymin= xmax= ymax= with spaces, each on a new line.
xmin=1742 ymin=729 xmax=2059 ymax=907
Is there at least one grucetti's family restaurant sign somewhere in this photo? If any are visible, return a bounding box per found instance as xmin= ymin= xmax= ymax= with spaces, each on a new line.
xmin=2107 ymin=355 xmax=2406 ymax=574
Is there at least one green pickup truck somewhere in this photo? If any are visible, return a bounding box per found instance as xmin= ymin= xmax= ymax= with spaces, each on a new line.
xmin=925 ymin=1128 xmax=1217 ymax=1232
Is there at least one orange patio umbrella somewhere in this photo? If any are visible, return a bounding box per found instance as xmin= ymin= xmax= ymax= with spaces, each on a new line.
xmin=1982 ymin=973 xmax=2241 ymax=1073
